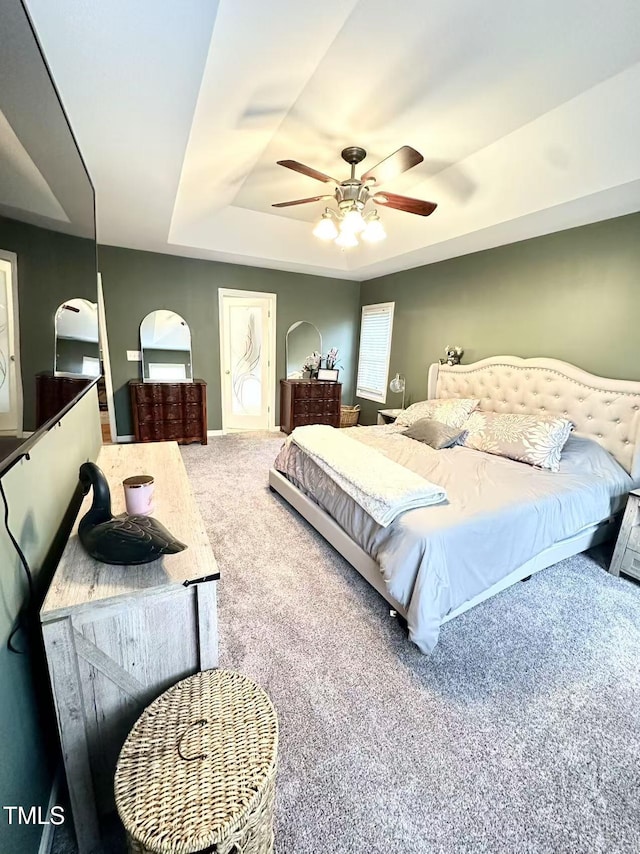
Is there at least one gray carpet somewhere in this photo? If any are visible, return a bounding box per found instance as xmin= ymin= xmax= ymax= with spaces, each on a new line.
xmin=54 ymin=433 xmax=640 ymax=853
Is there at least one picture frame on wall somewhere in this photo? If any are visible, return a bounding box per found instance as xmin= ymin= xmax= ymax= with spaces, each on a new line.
xmin=317 ymin=368 xmax=339 ymax=382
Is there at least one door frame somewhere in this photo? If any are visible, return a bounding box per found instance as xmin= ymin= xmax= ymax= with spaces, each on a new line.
xmin=0 ymin=249 xmax=23 ymax=437
xmin=218 ymin=288 xmax=277 ymax=433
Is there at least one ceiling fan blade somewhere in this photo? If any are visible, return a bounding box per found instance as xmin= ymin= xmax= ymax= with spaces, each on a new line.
xmin=276 ymin=159 xmax=338 ymax=184
xmin=373 ymin=191 xmax=437 ymax=216
xmin=361 ymin=146 xmax=424 ymax=185
xmin=272 ymin=195 xmax=333 ymax=208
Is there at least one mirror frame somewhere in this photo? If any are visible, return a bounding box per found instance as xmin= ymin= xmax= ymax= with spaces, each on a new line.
xmin=139 ymin=309 xmax=193 ymax=383
xmin=53 ymin=298 xmax=100 ymax=379
xmin=285 ymin=321 xmax=322 ymax=378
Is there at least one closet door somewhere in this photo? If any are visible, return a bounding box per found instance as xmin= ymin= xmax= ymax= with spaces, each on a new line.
xmin=0 ymin=253 xmax=21 ymax=435
xmin=218 ymin=289 xmax=276 ymax=431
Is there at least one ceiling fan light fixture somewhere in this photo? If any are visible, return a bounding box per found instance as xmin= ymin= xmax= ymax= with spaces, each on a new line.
xmin=335 ymin=230 xmax=358 ymax=248
xmin=275 ymin=145 xmax=434 ymax=249
xmin=361 ymin=213 xmax=386 ymax=243
xmin=313 ymin=211 xmax=339 ymax=241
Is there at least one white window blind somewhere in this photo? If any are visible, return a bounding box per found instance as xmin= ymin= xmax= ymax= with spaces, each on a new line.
xmin=356 ymin=302 xmax=395 ymax=403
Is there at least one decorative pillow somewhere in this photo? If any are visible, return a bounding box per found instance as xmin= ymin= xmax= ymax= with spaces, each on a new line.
xmin=461 ymin=411 xmax=573 ymax=471
xmin=402 ymin=418 xmax=466 ymax=450
xmin=395 ymin=398 xmax=479 ymax=430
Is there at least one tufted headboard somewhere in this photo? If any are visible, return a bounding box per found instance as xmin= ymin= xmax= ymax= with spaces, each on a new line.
xmin=427 ymin=356 xmax=640 ymax=478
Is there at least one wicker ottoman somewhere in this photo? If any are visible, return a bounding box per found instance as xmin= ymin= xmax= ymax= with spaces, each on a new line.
xmin=114 ymin=669 xmax=278 ymax=854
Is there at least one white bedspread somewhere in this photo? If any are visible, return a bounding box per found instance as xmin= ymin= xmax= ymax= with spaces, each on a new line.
xmin=289 ymin=425 xmax=447 ymax=527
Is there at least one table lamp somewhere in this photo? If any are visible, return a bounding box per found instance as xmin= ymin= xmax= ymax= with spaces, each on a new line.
xmin=389 ymin=373 xmax=406 ymax=410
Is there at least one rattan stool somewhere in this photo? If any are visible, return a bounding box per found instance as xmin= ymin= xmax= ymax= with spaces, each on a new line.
xmin=114 ymin=669 xmax=278 ymax=854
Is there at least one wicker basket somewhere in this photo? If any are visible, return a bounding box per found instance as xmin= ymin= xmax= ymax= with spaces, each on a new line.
xmin=340 ymin=404 xmax=360 ymax=428
xmin=115 ymin=669 xmax=278 ymax=854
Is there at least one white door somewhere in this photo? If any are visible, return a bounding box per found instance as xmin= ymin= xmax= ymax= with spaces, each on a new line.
xmin=219 ymin=289 xmax=276 ymax=431
xmin=0 ymin=253 xmax=22 ymax=436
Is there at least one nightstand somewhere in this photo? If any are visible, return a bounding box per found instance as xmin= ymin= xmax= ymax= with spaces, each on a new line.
xmin=610 ymin=489 xmax=640 ymax=580
xmin=377 ymin=408 xmax=404 ymax=425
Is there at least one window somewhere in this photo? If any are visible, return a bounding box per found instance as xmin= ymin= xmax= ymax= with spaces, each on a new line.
xmin=356 ymin=302 xmax=395 ymax=403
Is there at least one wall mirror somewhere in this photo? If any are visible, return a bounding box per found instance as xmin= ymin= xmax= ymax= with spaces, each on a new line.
xmin=54 ymin=299 xmax=100 ymax=377
xmin=140 ymin=310 xmax=193 ymax=382
xmin=286 ymin=321 xmax=322 ymax=378
xmin=0 ymin=0 xmax=98 ymax=471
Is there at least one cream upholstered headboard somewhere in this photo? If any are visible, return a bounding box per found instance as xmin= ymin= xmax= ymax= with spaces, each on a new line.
xmin=427 ymin=356 xmax=640 ymax=478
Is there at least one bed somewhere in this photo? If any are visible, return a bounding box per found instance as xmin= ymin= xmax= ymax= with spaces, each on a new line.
xmin=269 ymin=356 xmax=640 ymax=653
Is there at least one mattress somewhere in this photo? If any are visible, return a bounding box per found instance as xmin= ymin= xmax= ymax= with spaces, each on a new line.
xmin=274 ymin=425 xmax=632 ymax=653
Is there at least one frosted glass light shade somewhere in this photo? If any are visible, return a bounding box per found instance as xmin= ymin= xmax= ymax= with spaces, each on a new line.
xmin=389 ymin=372 xmax=405 ymax=409
xmin=362 ymin=216 xmax=386 ymax=243
xmin=389 ymin=372 xmax=405 ymax=393
xmin=340 ymin=208 xmax=366 ymax=234
xmin=335 ymin=230 xmax=358 ymax=248
xmin=313 ymin=214 xmax=338 ymax=240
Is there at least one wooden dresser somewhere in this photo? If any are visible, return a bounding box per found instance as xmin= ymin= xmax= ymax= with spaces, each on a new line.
xmin=36 ymin=372 xmax=92 ymax=427
xmin=129 ymin=379 xmax=207 ymax=444
xmin=280 ymin=379 xmax=341 ymax=434
xmin=41 ymin=442 xmax=219 ymax=854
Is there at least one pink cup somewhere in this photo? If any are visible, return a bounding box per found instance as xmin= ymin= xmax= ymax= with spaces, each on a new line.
xmin=123 ymin=475 xmax=155 ymax=516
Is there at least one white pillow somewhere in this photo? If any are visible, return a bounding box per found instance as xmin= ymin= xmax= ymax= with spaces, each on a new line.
xmin=396 ymin=398 xmax=479 ymax=430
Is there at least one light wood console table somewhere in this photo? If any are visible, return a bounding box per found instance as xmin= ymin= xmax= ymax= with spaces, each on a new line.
xmin=41 ymin=442 xmax=219 ymax=854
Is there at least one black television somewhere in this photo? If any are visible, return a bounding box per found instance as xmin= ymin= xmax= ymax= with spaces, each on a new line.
xmin=0 ymin=0 xmax=98 ymax=478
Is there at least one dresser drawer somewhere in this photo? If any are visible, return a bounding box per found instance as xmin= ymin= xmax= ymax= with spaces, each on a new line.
xmin=292 ymin=383 xmax=313 ymax=400
xmin=293 ymin=399 xmax=313 ymax=416
xmin=318 ymin=414 xmax=339 ymax=426
xmin=621 ymin=548 xmax=640 ymax=581
xmin=138 ymin=421 xmax=166 ymax=442
xmin=628 ymin=525 xmax=640 ymax=552
xmin=133 ymin=384 xmax=165 ymax=404
xmin=183 ymin=383 xmax=204 ymax=403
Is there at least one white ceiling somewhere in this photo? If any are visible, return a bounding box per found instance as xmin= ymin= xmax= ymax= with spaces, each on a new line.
xmin=26 ymin=0 xmax=640 ymax=280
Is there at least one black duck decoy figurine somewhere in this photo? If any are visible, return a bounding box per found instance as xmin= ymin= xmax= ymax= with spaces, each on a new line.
xmin=78 ymin=462 xmax=187 ymax=565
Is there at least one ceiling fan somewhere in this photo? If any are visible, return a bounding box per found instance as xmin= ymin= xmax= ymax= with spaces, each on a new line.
xmin=272 ymin=145 xmax=437 ymax=247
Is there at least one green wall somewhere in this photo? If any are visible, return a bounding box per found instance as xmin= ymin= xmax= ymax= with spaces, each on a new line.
xmin=357 ymin=212 xmax=640 ymax=424
xmin=0 ymin=215 xmax=96 ymax=431
xmin=0 ymin=386 xmax=102 ymax=854
xmin=98 ymin=246 xmax=360 ymax=436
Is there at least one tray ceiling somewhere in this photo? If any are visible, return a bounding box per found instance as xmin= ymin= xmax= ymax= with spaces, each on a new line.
xmin=26 ymin=0 xmax=640 ymax=280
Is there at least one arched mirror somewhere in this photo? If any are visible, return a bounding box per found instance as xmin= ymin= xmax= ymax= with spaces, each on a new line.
xmin=286 ymin=321 xmax=322 ymax=378
xmin=54 ymin=298 xmax=100 ymax=378
xmin=140 ymin=310 xmax=192 ymax=382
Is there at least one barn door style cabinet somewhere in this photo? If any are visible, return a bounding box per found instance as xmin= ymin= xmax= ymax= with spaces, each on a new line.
xmin=41 ymin=442 xmax=219 ymax=854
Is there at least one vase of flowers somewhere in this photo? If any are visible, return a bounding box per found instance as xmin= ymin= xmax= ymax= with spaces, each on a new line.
xmin=325 ymin=347 xmax=339 ymax=370
xmin=303 ymin=351 xmax=322 ymax=379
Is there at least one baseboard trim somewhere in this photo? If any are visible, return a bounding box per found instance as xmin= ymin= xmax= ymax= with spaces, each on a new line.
xmin=116 ymin=434 xmax=135 ymax=443
xmin=207 ymin=429 xmax=224 ymax=437
xmin=38 ymin=770 xmax=60 ymax=854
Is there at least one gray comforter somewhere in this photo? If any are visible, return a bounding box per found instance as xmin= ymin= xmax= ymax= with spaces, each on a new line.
xmin=274 ymin=425 xmax=632 ymax=654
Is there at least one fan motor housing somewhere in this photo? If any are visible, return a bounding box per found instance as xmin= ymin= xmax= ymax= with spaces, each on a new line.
xmin=341 ymin=146 xmax=367 ymax=166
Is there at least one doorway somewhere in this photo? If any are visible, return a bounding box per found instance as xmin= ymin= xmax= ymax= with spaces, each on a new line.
xmin=0 ymin=251 xmax=22 ymax=438
xmin=218 ymin=289 xmax=276 ymax=432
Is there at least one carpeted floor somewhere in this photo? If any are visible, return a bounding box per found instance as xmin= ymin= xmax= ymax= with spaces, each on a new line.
xmin=54 ymin=432 xmax=640 ymax=853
